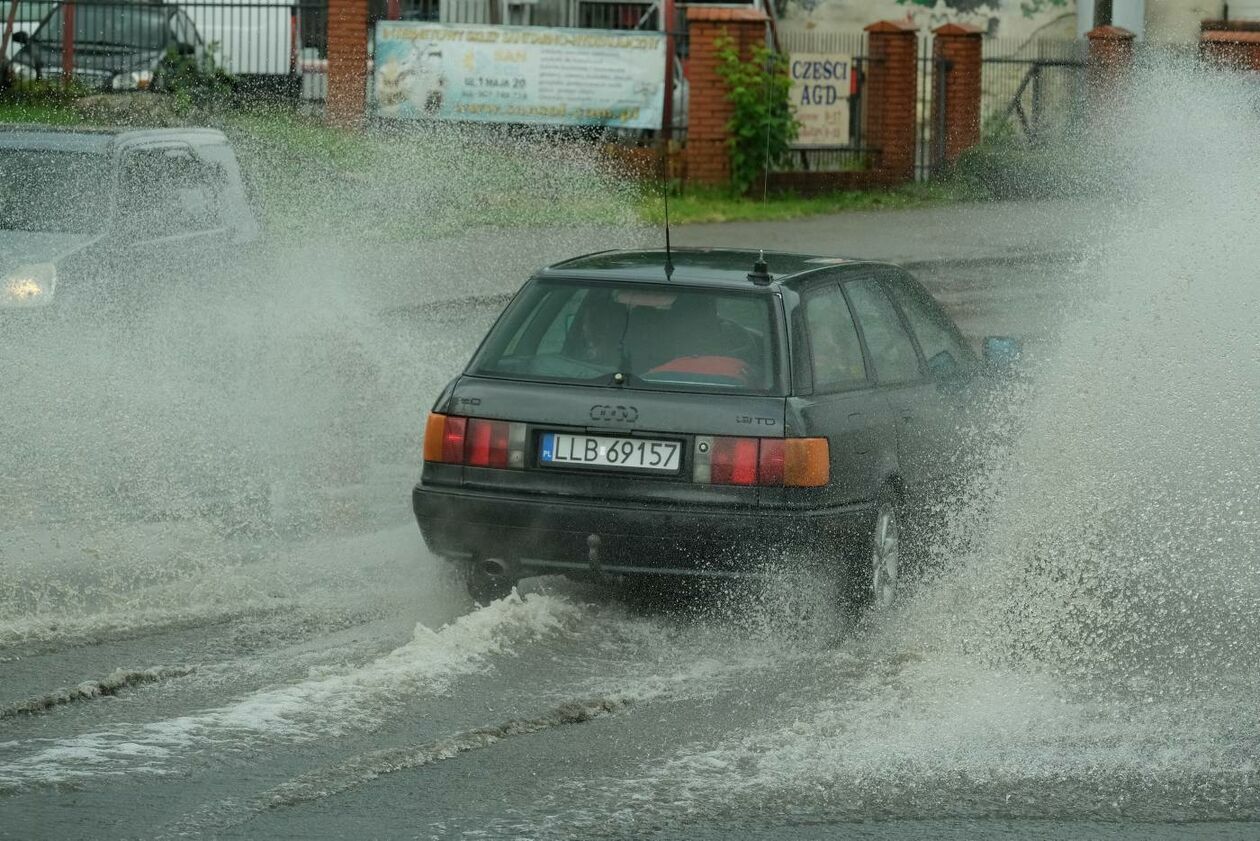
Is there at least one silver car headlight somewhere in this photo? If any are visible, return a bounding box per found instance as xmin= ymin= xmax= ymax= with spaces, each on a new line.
xmin=110 ymin=69 xmax=153 ymax=91
xmin=2 ymin=263 xmax=57 ymax=308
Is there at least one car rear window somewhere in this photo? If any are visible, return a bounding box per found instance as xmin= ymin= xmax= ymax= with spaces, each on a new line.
xmin=470 ymin=279 xmax=783 ymax=395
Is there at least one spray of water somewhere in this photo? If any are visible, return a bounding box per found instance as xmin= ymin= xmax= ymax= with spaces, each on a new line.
xmin=0 ymin=120 xmax=648 ymax=645
xmin=910 ymin=60 xmax=1260 ymax=687
xmin=514 ymin=62 xmax=1260 ymax=831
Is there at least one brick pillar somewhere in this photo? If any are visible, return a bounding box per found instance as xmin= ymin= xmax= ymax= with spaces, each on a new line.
xmin=1085 ymin=24 xmax=1135 ymax=111
xmin=1200 ymin=29 xmax=1260 ymax=71
xmin=864 ymin=20 xmax=919 ymax=185
xmin=326 ymin=0 xmax=369 ymax=127
xmin=932 ymin=23 xmax=982 ymax=167
xmin=684 ymin=6 xmax=770 ymax=187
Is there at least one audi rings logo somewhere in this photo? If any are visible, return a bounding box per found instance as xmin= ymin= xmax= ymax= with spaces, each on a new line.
xmin=590 ymin=404 xmax=639 ymax=423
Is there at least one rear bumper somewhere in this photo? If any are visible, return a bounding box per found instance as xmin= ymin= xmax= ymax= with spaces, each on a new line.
xmin=412 ymin=483 xmax=874 ymax=579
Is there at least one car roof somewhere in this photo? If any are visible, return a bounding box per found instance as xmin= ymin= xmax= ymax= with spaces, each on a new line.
xmin=0 ymin=124 xmax=230 ymax=153
xmin=539 ymin=248 xmax=885 ymax=290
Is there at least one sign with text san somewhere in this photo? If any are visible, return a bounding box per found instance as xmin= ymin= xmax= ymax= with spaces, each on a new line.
xmin=374 ymin=21 xmax=666 ymax=130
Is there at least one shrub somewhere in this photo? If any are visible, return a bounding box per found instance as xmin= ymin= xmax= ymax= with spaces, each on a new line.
xmin=159 ymin=41 xmax=234 ymax=111
xmin=714 ymin=31 xmax=799 ymax=195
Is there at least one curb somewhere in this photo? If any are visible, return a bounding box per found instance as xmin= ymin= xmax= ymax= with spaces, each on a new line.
xmin=900 ymin=251 xmax=1077 ymax=271
xmin=386 ymin=251 xmax=1077 ymax=315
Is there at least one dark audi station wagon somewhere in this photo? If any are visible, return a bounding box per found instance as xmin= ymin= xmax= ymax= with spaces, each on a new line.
xmin=413 ymin=249 xmax=1014 ymax=607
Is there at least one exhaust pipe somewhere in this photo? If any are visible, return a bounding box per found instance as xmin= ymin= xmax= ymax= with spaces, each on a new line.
xmin=480 ymin=557 xmax=512 ymax=578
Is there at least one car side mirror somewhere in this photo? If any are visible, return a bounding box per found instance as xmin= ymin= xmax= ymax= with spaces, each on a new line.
xmin=926 ymin=349 xmax=961 ymax=379
xmin=12 ymin=30 xmax=29 ymax=45
xmin=982 ymin=336 xmax=1023 ymax=370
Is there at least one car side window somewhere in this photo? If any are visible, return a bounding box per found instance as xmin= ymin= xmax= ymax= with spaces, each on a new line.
xmin=803 ymin=283 xmax=867 ymax=393
xmin=119 ymin=147 xmax=225 ymax=237
xmin=884 ymin=276 xmax=973 ymax=379
xmin=844 ymin=277 xmax=922 ymax=385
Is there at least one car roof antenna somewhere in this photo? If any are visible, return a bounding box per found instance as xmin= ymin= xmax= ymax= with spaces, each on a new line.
xmin=661 ymin=137 xmax=675 ymax=282
xmin=748 ymin=249 xmax=772 ymax=285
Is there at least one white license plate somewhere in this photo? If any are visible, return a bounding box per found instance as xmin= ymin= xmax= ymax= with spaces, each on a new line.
xmin=539 ymin=432 xmax=681 ymax=473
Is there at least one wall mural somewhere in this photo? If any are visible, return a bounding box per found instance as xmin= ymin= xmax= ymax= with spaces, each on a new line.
xmin=778 ymin=0 xmax=1078 ymax=42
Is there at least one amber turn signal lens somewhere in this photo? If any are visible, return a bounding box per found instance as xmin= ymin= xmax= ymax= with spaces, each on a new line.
xmin=423 ymin=412 xmax=447 ymax=462
xmin=784 ymin=438 xmax=830 ymax=487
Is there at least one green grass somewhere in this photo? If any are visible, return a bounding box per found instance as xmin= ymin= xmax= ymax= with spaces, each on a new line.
xmin=213 ymin=109 xmax=644 ymax=242
xmin=2 ymin=97 xmax=978 ymax=233
xmin=638 ymin=181 xmax=980 ymax=225
xmin=0 ymin=101 xmax=87 ymax=125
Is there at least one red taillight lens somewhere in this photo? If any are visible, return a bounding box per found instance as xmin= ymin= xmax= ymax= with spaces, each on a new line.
xmin=442 ymin=415 xmax=466 ymax=463
xmin=466 ymin=418 xmax=492 ymax=466
xmin=757 ymin=438 xmax=785 ymax=486
xmin=711 ymin=436 xmax=759 ymax=485
xmin=466 ymin=418 xmax=511 ymax=468
xmin=490 ymin=421 xmax=510 ymax=467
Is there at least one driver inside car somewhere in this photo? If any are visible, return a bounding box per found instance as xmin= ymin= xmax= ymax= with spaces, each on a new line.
xmin=567 ymin=291 xmax=628 ymax=368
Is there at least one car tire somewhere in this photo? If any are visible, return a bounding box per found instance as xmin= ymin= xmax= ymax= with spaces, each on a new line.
xmin=848 ymin=486 xmax=903 ymax=611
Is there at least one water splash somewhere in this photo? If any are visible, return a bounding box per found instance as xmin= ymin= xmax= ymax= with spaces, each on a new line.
xmin=910 ymin=61 xmax=1260 ymax=687
xmin=0 ymin=122 xmax=647 ymax=637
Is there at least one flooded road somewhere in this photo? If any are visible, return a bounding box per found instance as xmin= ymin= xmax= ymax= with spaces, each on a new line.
xmin=2 ymin=251 xmax=1256 ymax=840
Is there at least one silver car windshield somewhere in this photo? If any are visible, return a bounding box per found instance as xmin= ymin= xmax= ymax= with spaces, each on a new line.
xmin=0 ymin=150 xmax=109 ymax=234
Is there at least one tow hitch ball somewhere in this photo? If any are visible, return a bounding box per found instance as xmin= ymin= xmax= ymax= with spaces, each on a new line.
xmin=587 ymin=533 xmax=602 ymax=575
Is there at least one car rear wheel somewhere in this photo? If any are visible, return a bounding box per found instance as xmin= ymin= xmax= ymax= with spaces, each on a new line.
xmin=846 ymin=487 xmax=902 ymax=611
xmin=869 ymin=493 xmax=901 ymax=610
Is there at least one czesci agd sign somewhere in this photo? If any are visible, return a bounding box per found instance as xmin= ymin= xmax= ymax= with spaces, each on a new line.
xmin=790 ymin=53 xmax=853 ymax=147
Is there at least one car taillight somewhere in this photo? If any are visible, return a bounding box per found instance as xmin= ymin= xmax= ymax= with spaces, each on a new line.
xmin=693 ymin=435 xmax=828 ymax=487
xmin=711 ymin=436 xmax=759 ymax=485
xmin=784 ymin=438 xmax=829 ymax=487
xmin=424 ymin=413 xmax=526 ymax=469
xmin=442 ymin=416 xmax=467 ymax=463
xmin=758 ymin=439 xmax=785 ymax=486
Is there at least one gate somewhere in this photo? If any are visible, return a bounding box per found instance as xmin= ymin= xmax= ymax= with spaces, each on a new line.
xmin=982 ymin=37 xmax=1086 ymax=143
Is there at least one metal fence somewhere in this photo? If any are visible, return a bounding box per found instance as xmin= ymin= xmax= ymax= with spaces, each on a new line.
xmin=577 ymin=1 xmax=657 ymax=30
xmin=5 ymin=1 xmax=1088 ymax=159
xmin=5 ymin=0 xmax=327 ymax=98
xmin=775 ymin=28 xmax=873 ymax=173
xmin=981 ymin=37 xmax=1085 ymax=144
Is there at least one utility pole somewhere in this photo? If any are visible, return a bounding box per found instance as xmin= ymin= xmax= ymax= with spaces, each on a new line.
xmin=660 ymin=0 xmax=675 ymax=141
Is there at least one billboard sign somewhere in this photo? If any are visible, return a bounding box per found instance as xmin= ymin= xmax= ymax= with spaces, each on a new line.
xmin=789 ymin=53 xmax=853 ymax=147
xmin=374 ymin=21 xmax=667 ymax=130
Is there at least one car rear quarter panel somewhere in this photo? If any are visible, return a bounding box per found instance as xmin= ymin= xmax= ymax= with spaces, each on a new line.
xmin=780 ymin=391 xmax=899 ymax=507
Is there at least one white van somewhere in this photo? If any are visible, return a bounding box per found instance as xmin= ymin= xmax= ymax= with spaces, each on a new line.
xmin=179 ymin=0 xmax=299 ymax=88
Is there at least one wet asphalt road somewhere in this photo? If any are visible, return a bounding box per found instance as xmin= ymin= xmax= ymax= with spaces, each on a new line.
xmin=1 ymin=251 xmax=1256 ymax=841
